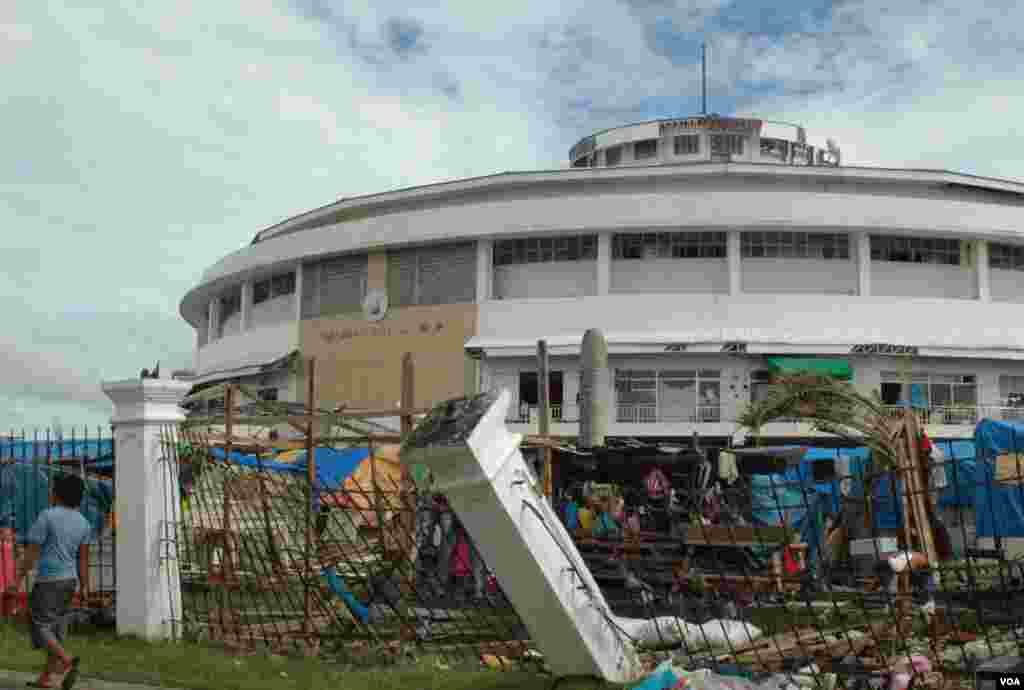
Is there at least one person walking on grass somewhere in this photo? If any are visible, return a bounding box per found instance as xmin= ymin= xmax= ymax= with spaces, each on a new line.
xmin=4 ymin=474 xmax=91 ymax=690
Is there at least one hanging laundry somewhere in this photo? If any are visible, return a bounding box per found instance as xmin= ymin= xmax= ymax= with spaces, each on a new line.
xmin=645 ymin=468 xmax=670 ymax=499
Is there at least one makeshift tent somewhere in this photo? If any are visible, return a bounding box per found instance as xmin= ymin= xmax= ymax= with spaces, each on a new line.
xmin=746 ymin=448 xmax=827 ymax=572
xmin=937 ymin=440 xmax=977 ymax=508
xmin=781 ymin=442 xmax=977 ymax=528
xmin=974 ymin=419 xmax=1024 ymax=539
xmin=0 ymin=461 xmax=112 ymax=541
xmin=208 ymin=446 xmax=370 ymax=489
xmin=206 ymin=445 xmax=404 ymax=516
xmin=765 ymin=357 xmax=853 ymax=381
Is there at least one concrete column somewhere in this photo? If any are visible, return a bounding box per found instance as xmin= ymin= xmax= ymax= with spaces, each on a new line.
xmin=727 ymin=230 xmax=742 ymax=295
xmin=240 ymin=281 xmax=252 ymax=331
xmin=102 ymin=377 xmax=191 ymax=641
xmin=857 ymin=232 xmax=872 ymax=297
xmin=476 ymin=239 xmax=493 ymax=303
xmin=293 ymin=262 xmax=304 ymax=322
xmin=976 ymin=239 xmax=991 ymax=302
xmin=596 ymin=231 xmax=611 ymax=296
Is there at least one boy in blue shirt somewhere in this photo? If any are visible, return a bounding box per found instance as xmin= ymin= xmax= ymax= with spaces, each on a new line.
xmin=5 ymin=474 xmax=91 ymax=690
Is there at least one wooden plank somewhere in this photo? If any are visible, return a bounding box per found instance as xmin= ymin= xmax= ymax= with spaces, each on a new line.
xmin=715 ymin=627 xmax=822 ymax=661
xmin=681 ymin=525 xmax=793 ymax=547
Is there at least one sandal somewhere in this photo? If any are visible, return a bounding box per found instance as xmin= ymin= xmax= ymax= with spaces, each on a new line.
xmin=61 ymin=658 xmax=80 ymax=690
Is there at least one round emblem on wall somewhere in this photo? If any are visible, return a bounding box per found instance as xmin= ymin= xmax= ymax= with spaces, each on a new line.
xmin=362 ymin=289 xmax=388 ymax=321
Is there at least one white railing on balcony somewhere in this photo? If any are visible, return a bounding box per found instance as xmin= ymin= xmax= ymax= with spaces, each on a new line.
xmin=615 ymin=405 xmax=722 ymax=424
xmin=503 ymin=400 xmax=1024 ymax=429
xmin=881 ymin=405 xmax=1024 ymax=426
xmin=505 ymin=403 xmax=580 ymax=424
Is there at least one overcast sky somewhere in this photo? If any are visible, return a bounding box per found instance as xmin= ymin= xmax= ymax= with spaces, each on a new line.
xmin=2 ymin=0 xmax=1023 ymax=432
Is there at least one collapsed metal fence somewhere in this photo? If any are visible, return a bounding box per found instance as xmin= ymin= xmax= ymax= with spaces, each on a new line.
xmin=162 ymin=373 xmax=1024 ymax=689
xmin=164 ymin=426 xmax=532 ymax=670
xmin=0 ymin=427 xmax=116 ymax=625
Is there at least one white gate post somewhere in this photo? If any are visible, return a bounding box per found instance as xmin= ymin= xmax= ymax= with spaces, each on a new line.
xmin=102 ymin=377 xmax=191 ymax=640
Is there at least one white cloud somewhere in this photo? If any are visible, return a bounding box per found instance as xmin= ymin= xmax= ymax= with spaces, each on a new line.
xmin=2 ymin=0 xmax=1024 ymax=428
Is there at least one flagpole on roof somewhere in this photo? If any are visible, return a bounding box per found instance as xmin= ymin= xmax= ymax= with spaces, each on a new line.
xmin=701 ymin=41 xmax=707 ymax=116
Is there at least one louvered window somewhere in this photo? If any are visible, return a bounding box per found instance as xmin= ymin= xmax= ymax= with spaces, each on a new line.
xmin=388 ymin=242 xmax=476 ymax=306
xmin=218 ymin=288 xmax=241 ymax=336
xmin=301 ymin=254 xmax=366 ymax=318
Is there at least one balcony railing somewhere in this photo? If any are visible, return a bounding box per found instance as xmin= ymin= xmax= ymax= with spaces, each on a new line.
xmin=503 ymin=400 xmax=1024 ymax=429
xmin=616 ymin=405 xmax=722 ymax=424
xmin=881 ymin=405 xmax=1024 ymax=425
xmin=505 ymin=403 xmax=580 ymax=424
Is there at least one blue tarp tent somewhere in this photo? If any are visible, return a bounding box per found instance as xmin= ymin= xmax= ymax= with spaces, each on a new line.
xmin=974 ymin=419 xmax=1024 ymax=538
xmin=0 ymin=461 xmax=112 ymax=542
xmin=206 ymin=447 xmax=371 ymax=491
xmin=779 ymin=441 xmax=977 ymax=527
xmin=937 ymin=440 xmax=977 ymax=508
xmin=747 ymin=448 xmax=828 ymax=572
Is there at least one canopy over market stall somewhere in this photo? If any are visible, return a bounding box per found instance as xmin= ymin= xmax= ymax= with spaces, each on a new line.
xmin=974 ymin=418 xmax=1024 ymax=542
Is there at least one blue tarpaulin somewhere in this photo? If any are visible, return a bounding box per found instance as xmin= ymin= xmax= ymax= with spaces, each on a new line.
xmin=974 ymin=419 xmax=1024 ymax=538
xmin=207 ymin=447 xmax=371 ymax=491
xmin=777 ymin=442 xmax=978 ymax=528
xmin=0 ymin=462 xmax=112 ymax=542
xmin=747 ymin=448 xmax=827 ymax=572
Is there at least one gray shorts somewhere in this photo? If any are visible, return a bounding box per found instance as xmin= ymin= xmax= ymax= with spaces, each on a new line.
xmin=29 ymin=579 xmax=77 ymax=650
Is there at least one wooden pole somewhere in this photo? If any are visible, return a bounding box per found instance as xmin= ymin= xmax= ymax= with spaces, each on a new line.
xmin=398 ymin=352 xmax=414 ymax=561
xmin=304 ymin=358 xmax=316 ymax=636
xmin=222 ymin=385 xmax=235 ymax=580
xmin=537 ymin=340 xmax=553 ymax=499
xmin=400 ymin=353 xmax=415 ymax=437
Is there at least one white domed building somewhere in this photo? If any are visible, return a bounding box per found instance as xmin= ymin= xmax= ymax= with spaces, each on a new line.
xmin=179 ymin=114 xmax=1024 ymax=444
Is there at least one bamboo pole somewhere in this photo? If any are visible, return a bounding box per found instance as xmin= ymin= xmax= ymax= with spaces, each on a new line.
xmin=904 ymin=411 xmax=938 ymax=567
xmin=304 ymin=358 xmax=316 ymax=636
xmin=397 ymin=352 xmax=415 ymax=561
xmin=400 ymin=353 xmax=415 ymax=437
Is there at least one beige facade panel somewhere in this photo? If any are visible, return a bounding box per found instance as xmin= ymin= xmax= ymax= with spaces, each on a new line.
xmin=366 ymin=251 xmax=387 ymax=292
xmin=299 ymin=303 xmax=479 ymax=410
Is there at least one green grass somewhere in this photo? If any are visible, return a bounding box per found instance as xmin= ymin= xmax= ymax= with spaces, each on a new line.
xmin=0 ymin=620 xmax=610 ymax=690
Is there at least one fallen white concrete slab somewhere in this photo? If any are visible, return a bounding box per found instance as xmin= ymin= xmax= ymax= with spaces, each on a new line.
xmin=401 ymin=390 xmax=643 ymax=682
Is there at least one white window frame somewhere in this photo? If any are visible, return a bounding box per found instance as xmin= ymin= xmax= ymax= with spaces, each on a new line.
xmin=871 ymin=236 xmax=960 ymax=265
xmin=612 ymin=232 xmax=727 ymax=260
xmin=990 ymin=243 xmax=1024 ymax=271
xmin=742 ymin=232 xmax=851 ymax=260
xmin=673 ymin=134 xmax=700 ymax=155
xmin=494 ymin=235 xmax=598 ymax=266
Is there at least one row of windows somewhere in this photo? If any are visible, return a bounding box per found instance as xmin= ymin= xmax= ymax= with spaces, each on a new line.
xmin=219 ymin=290 xmax=241 ymax=321
xmin=991 ymin=243 xmax=1024 ymax=271
xmin=710 ymin=134 xmax=744 ymax=156
xmin=388 ymin=242 xmax=476 ymax=306
xmin=612 ymin=232 xmax=727 ymax=259
xmin=208 ymin=232 xmax=1024 ymax=325
xmin=494 ymin=235 xmax=598 ymax=265
xmin=253 ymin=272 xmax=296 ymax=304
xmin=576 ymin=135 xmax=702 ymax=168
xmin=870 ymin=236 xmax=961 ymax=265
xmin=742 ymin=232 xmax=851 ymax=260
